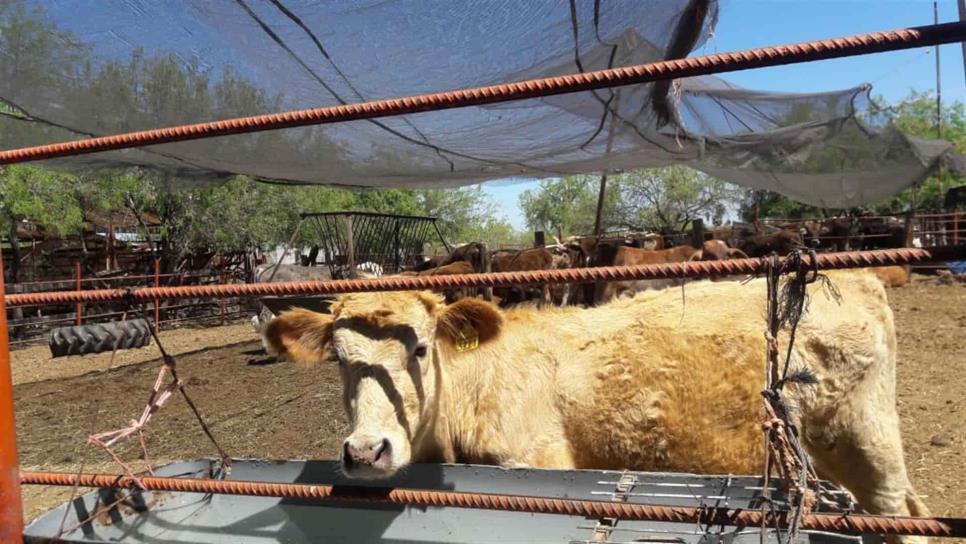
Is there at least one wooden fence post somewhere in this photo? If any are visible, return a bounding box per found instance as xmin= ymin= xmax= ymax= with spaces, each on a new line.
xmin=691 ymin=219 xmax=705 ymax=249
xmin=903 ymin=210 xmax=916 ymax=248
xmin=481 ymin=243 xmax=492 ymax=302
xmin=953 ymin=211 xmax=960 ymax=245
xmin=533 ymin=231 xmax=545 ymax=248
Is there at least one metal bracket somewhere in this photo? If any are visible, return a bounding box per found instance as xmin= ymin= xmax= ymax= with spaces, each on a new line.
xmin=588 ymin=471 xmax=638 ymax=543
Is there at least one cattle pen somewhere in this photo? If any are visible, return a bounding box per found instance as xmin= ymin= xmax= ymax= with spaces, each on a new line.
xmin=2 ymin=14 xmax=966 ymax=544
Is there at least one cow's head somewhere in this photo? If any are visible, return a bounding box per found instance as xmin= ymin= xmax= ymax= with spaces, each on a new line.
xmin=265 ymin=292 xmax=502 ymax=478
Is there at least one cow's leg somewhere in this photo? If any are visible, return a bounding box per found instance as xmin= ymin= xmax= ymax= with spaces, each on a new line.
xmin=803 ymin=403 xmax=927 ymax=544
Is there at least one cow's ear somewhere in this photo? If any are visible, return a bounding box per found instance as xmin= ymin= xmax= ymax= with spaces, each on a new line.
xmin=436 ymin=297 xmax=503 ymax=347
xmin=265 ymin=308 xmax=333 ymax=363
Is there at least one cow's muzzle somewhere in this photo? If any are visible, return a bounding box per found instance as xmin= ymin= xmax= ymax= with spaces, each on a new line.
xmin=342 ymin=437 xmax=393 ymax=476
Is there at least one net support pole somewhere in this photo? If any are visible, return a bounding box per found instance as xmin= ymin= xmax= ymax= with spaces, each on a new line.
xmin=594 ymin=93 xmax=621 ymax=237
xmin=0 ymin=252 xmax=25 ymax=543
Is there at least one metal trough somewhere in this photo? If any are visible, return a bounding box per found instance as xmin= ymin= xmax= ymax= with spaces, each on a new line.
xmin=24 ymin=459 xmax=872 ymax=544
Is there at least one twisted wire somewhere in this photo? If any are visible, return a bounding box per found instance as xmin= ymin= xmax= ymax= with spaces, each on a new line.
xmin=5 ymin=248 xmax=931 ymax=307
xmin=1 ymin=23 xmax=964 ymax=165
xmin=20 ymin=470 xmax=965 ymax=538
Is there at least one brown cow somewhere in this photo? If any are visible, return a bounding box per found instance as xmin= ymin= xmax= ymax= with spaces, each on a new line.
xmin=265 ymin=271 xmax=928 ymax=537
xmin=737 ymin=229 xmax=803 ymax=257
xmin=491 ymin=248 xmax=555 ymax=306
xmin=600 ymin=245 xmax=702 ymax=301
xmin=698 ymin=239 xmax=749 ymax=261
xmin=398 ymin=261 xmax=476 ymax=302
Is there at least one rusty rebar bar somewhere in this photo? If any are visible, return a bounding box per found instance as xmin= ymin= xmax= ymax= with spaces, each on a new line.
xmin=2 ymin=23 xmax=965 ymax=165
xmin=19 ymin=470 xmax=966 ymax=538
xmin=3 ymin=248 xmax=930 ymax=307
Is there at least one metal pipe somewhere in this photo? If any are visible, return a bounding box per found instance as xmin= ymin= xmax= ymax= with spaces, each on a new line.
xmin=1 ymin=22 xmax=965 ymax=165
xmin=19 ymin=470 xmax=966 ymax=538
xmin=2 ymin=248 xmax=932 ymax=307
xmin=0 ymin=253 xmax=25 ymax=543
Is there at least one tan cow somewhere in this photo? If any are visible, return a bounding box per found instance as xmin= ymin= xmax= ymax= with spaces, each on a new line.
xmin=870 ymin=265 xmax=911 ymax=288
xmin=266 ymin=271 xmax=926 ymax=535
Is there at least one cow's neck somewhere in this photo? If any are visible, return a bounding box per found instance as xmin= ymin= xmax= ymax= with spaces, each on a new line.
xmin=413 ymin=345 xmax=520 ymax=464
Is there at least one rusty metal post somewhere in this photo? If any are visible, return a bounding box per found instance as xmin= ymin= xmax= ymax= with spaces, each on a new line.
xmin=0 ymin=252 xmax=25 ymax=543
xmin=153 ymin=257 xmax=161 ymax=333
xmin=74 ymin=260 xmax=82 ymax=326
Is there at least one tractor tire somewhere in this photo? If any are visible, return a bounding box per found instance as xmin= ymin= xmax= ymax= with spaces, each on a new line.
xmin=49 ymin=319 xmax=152 ymax=358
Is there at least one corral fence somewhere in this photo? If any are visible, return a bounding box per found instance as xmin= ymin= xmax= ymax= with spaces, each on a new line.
xmin=4 ymin=262 xmax=249 ymax=347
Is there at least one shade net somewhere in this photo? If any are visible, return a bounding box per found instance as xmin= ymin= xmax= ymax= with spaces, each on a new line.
xmin=0 ymin=0 xmax=959 ymax=207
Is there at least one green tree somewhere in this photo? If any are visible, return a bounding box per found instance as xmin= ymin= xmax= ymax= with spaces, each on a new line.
xmin=520 ymin=167 xmax=736 ymax=237
xmin=0 ymin=165 xmax=84 ymax=280
xmin=519 ymin=176 xmax=614 ymax=239
xmin=614 ymin=167 xmax=740 ymax=233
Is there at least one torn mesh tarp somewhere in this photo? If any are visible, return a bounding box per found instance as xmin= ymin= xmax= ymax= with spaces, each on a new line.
xmin=0 ymin=0 xmax=958 ymax=207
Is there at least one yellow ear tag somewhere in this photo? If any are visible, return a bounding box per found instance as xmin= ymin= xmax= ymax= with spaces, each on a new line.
xmin=455 ymin=326 xmax=479 ymax=352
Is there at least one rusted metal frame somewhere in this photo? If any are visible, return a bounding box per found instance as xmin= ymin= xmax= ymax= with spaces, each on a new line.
xmin=2 ymin=248 xmax=932 ymax=307
xmin=0 ymin=252 xmax=25 ymax=543
xmin=432 ymin=219 xmax=452 ymax=253
xmin=3 ymin=22 xmax=964 ymax=166
xmin=19 ymin=470 xmax=966 ymax=538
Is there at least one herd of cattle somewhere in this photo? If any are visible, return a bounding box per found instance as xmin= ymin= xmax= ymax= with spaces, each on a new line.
xmin=253 ymin=219 xmax=912 ymax=315
xmin=399 ymin=219 xmax=911 ymax=306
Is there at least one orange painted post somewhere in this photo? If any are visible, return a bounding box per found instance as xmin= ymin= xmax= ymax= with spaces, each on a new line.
xmin=0 ymin=252 xmax=25 ymax=542
xmin=153 ymin=258 xmax=161 ymax=333
xmin=74 ymin=260 xmax=82 ymax=326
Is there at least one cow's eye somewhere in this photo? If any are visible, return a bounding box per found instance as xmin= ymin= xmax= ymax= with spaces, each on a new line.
xmin=414 ymin=345 xmax=428 ymax=358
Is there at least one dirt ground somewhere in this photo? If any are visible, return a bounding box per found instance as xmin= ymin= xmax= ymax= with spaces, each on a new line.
xmin=12 ymin=277 xmax=966 ymax=526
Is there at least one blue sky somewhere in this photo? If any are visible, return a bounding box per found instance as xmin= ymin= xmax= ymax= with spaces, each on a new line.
xmin=483 ymin=0 xmax=966 ymax=229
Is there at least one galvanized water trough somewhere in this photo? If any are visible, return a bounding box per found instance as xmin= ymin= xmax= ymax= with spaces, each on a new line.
xmin=25 ymin=459 xmax=869 ymax=544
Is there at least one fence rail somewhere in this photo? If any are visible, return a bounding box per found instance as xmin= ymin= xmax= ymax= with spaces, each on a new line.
xmin=5 ymin=262 xmax=249 ymax=347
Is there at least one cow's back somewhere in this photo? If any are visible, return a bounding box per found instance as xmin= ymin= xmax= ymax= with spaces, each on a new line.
xmin=552 ymin=270 xmax=894 ymax=474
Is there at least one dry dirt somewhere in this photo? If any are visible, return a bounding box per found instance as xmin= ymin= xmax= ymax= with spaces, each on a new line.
xmin=12 ymin=278 xmax=966 ymax=527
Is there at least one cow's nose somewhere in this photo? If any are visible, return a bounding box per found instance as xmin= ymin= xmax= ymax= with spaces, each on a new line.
xmin=343 ymin=438 xmax=391 ymax=469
